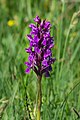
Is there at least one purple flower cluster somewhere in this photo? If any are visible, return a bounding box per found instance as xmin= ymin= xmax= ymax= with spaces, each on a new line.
xmin=25 ymin=16 xmax=55 ymax=77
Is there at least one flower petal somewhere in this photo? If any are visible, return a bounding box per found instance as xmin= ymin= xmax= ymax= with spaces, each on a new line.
xmin=42 ymin=38 xmax=46 ymax=45
xmin=25 ymin=48 xmax=31 ymax=53
xmin=42 ymin=59 xmax=48 ymax=66
xmin=49 ymin=43 xmax=54 ymax=48
xmin=29 ymin=23 xmax=36 ymax=28
xmin=25 ymin=68 xmax=30 ymax=73
xmin=44 ymin=49 xmax=51 ymax=58
xmin=34 ymin=16 xmax=41 ymax=24
xmin=34 ymin=47 xmax=40 ymax=53
xmin=28 ymin=55 xmax=34 ymax=61
xmin=27 ymin=35 xmax=33 ymax=41
xmin=25 ymin=62 xmax=31 ymax=67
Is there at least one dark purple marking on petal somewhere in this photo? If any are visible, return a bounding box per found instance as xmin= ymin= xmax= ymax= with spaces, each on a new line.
xmin=28 ymin=55 xmax=34 ymax=61
xmin=29 ymin=23 xmax=36 ymax=28
xmin=34 ymin=47 xmax=41 ymax=53
xmin=49 ymin=43 xmax=54 ymax=49
xmin=44 ymin=21 xmax=51 ymax=29
xmin=42 ymin=38 xmax=47 ymax=45
xmin=34 ymin=16 xmax=41 ymax=24
xmin=44 ymin=49 xmax=51 ymax=58
xmin=25 ymin=62 xmax=31 ymax=67
xmin=27 ymin=35 xmax=33 ymax=41
xmin=25 ymin=48 xmax=31 ymax=53
xmin=34 ymin=35 xmax=39 ymax=43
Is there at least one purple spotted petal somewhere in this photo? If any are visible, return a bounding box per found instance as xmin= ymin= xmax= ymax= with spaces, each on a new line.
xmin=44 ymin=21 xmax=51 ymax=29
xmin=27 ymin=35 xmax=33 ymax=41
xmin=35 ymin=47 xmax=41 ymax=53
xmin=25 ymin=48 xmax=31 ymax=53
xmin=44 ymin=49 xmax=52 ymax=58
xmin=49 ymin=43 xmax=54 ymax=48
xmin=34 ymin=35 xmax=39 ymax=43
xmin=42 ymin=38 xmax=47 ymax=45
xmin=25 ymin=62 xmax=31 ymax=67
xmin=28 ymin=55 xmax=34 ymax=61
xmin=42 ymin=59 xmax=48 ymax=66
xmin=34 ymin=16 xmax=41 ymax=24
xmin=25 ymin=68 xmax=30 ymax=73
xmin=29 ymin=23 xmax=36 ymax=28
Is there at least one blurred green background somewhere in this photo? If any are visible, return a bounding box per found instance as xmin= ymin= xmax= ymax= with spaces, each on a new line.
xmin=0 ymin=0 xmax=80 ymax=120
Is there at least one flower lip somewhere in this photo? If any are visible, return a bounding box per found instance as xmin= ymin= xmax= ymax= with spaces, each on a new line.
xmin=42 ymin=59 xmax=48 ymax=66
xmin=25 ymin=68 xmax=30 ymax=73
xmin=25 ymin=47 xmax=32 ymax=53
xmin=25 ymin=62 xmax=31 ymax=67
xmin=29 ymin=23 xmax=36 ymax=28
xmin=34 ymin=16 xmax=41 ymax=24
xmin=27 ymin=35 xmax=33 ymax=41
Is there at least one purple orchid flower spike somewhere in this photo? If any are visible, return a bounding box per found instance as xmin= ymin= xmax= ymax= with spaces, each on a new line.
xmin=25 ymin=16 xmax=55 ymax=77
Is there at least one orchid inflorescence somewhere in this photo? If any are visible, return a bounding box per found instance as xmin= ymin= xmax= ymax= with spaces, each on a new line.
xmin=25 ymin=16 xmax=55 ymax=77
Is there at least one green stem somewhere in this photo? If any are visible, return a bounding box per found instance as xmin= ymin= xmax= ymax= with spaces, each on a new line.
xmin=37 ymin=75 xmax=42 ymax=120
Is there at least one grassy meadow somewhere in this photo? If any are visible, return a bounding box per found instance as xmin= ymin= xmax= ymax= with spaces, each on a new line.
xmin=0 ymin=0 xmax=80 ymax=120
